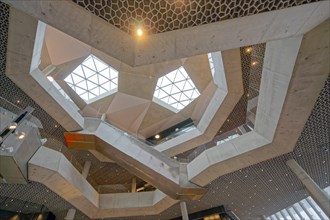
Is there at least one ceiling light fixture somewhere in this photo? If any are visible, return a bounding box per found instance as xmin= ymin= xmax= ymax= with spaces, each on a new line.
xmin=155 ymin=134 xmax=160 ymax=139
xmin=8 ymin=122 xmax=17 ymax=130
xmin=15 ymin=131 xmax=26 ymax=140
xmin=245 ymin=47 xmax=253 ymax=53
xmin=137 ymin=28 xmax=143 ymax=36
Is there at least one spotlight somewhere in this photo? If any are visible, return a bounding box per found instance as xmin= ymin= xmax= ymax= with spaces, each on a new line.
xmin=155 ymin=134 xmax=160 ymax=139
xmin=15 ymin=131 xmax=26 ymax=140
xmin=8 ymin=122 xmax=17 ymax=130
xmin=137 ymin=28 xmax=143 ymax=36
xmin=245 ymin=47 xmax=253 ymax=53
xmin=251 ymin=61 xmax=258 ymax=66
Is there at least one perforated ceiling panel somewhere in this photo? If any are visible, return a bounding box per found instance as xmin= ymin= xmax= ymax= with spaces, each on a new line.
xmin=72 ymin=0 xmax=321 ymax=35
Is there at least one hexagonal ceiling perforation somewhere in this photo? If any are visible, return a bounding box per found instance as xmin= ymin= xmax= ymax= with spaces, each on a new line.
xmin=153 ymin=66 xmax=200 ymax=111
xmin=64 ymin=55 xmax=118 ymax=102
xmin=72 ymin=0 xmax=321 ymax=35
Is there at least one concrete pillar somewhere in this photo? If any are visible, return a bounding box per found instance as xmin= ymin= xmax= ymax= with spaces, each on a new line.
xmin=286 ymin=208 xmax=296 ymax=220
xmin=292 ymin=205 xmax=305 ymax=220
xmin=64 ymin=209 xmax=76 ymax=220
xmin=286 ymin=159 xmax=330 ymax=216
xmin=131 ymin=178 xmax=136 ymax=193
xmin=180 ymin=201 xmax=189 ymax=220
xmin=81 ymin=161 xmax=91 ymax=179
xmin=306 ymin=197 xmax=324 ymax=219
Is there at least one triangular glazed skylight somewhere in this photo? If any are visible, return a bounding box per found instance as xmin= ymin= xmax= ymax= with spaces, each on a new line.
xmin=154 ymin=66 xmax=200 ymax=111
xmin=65 ymin=55 xmax=118 ymax=102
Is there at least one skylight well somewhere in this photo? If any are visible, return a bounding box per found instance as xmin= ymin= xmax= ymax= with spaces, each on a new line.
xmin=153 ymin=66 xmax=200 ymax=111
xmin=65 ymin=55 xmax=118 ymax=102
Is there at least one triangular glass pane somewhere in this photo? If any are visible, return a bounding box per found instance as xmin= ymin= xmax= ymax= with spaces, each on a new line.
xmin=75 ymin=86 xmax=86 ymax=95
xmin=100 ymin=68 xmax=110 ymax=79
xmin=83 ymin=57 xmax=96 ymax=71
xmin=180 ymin=101 xmax=189 ymax=108
xmin=183 ymin=89 xmax=193 ymax=99
xmin=90 ymin=87 xmax=100 ymax=96
xmin=64 ymin=75 xmax=73 ymax=84
xmin=110 ymin=82 xmax=117 ymax=90
xmin=166 ymin=70 xmax=176 ymax=82
xmin=183 ymin=81 xmax=194 ymax=91
xmin=101 ymin=81 xmax=111 ymax=91
xmin=168 ymin=96 xmax=177 ymax=105
xmin=98 ymin=75 xmax=109 ymax=84
xmin=93 ymin=56 xmax=108 ymax=72
xmin=88 ymin=92 xmax=96 ymax=100
xmin=99 ymin=87 xmax=107 ymax=95
xmin=71 ymin=73 xmax=84 ymax=84
xmin=80 ymin=92 xmax=89 ymax=100
xmin=171 ymin=85 xmax=181 ymax=95
xmin=160 ymin=76 xmax=172 ymax=87
xmin=157 ymin=89 xmax=168 ymax=99
xmin=88 ymin=74 xmax=99 ymax=84
xmin=76 ymin=81 xmax=87 ymax=91
xmin=175 ymin=69 xmax=187 ymax=82
xmin=72 ymin=65 xmax=84 ymax=77
xmin=172 ymin=93 xmax=181 ymax=101
xmin=82 ymin=66 xmax=96 ymax=79
xmin=192 ymin=90 xmax=200 ymax=99
xmin=86 ymin=80 xmax=98 ymax=91
xmin=175 ymin=80 xmax=186 ymax=90
xmin=109 ymin=68 xmax=118 ymax=80
xmin=161 ymin=84 xmax=172 ymax=95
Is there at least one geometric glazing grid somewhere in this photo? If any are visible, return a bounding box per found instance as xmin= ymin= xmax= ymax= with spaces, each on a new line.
xmin=73 ymin=0 xmax=320 ymax=35
xmin=154 ymin=66 xmax=200 ymax=111
xmin=65 ymin=55 xmax=118 ymax=102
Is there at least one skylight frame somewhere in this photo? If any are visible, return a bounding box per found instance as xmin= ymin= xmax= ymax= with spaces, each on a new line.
xmin=153 ymin=66 xmax=200 ymax=112
xmin=64 ymin=55 xmax=118 ymax=103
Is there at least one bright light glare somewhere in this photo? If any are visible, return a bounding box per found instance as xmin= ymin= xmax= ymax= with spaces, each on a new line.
xmin=137 ymin=28 xmax=143 ymax=36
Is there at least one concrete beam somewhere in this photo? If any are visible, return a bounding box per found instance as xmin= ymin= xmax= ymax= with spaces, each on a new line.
xmin=4 ymin=1 xmax=328 ymax=66
xmin=287 ymin=159 xmax=330 ymax=216
xmin=6 ymin=8 xmax=84 ymax=131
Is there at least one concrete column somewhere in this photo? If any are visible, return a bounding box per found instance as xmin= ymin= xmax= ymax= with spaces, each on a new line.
xmin=292 ymin=205 xmax=305 ymax=220
xmin=81 ymin=161 xmax=91 ymax=179
xmin=306 ymin=197 xmax=324 ymax=219
xmin=286 ymin=208 xmax=296 ymax=220
xmin=286 ymin=159 xmax=330 ymax=216
xmin=131 ymin=178 xmax=136 ymax=193
xmin=299 ymin=201 xmax=313 ymax=219
xmin=180 ymin=201 xmax=189 ymax=220
xmin=64 ymin=209 xmax=76 ymax=220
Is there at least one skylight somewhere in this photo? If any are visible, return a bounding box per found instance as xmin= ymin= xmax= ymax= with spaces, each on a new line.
xmin=64 ymin=55 xmax=118 ymax=102
xmin=153 ymin=66 xmax=200 ymax=111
